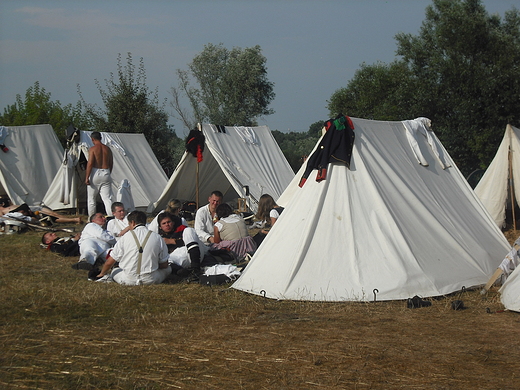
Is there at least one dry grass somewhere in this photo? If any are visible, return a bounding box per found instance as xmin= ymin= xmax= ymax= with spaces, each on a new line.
xmin=1 ymin=225 xmax=519 ymax=389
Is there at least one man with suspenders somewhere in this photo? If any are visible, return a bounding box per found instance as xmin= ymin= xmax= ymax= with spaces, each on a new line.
xmin=97 ymin=211 xmax=171 ymax=285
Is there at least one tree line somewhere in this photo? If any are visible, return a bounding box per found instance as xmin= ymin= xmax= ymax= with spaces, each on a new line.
xmin=1 ymin=0 xmax=520 ymax=177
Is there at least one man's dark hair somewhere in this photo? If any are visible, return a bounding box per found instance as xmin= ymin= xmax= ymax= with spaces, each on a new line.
xmin=211 ymin=190 xmax=223 ymax=198
xmin=41 ymin=232 xmax=53 ymax=245
xmin=127 ymin=210 xmax=147 ymax=225
xmin=157 ymin=212 xmax=182 ymax=233
xmin=91 ymin=131 xmax=102 ymax=141
xmin=111 ymin=202 xmax=124 ymax=213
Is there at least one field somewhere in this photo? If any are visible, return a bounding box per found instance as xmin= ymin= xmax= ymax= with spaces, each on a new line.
xmin=1 ymin=223 xmax=519 ymax=390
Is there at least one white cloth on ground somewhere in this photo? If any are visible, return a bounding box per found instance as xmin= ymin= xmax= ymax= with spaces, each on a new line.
xmin=204 ymin=264 xmax=241 ymax=280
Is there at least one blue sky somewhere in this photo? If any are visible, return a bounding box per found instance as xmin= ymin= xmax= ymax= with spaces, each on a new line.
xmin=0 ymin=0 xmax=518 ymax=136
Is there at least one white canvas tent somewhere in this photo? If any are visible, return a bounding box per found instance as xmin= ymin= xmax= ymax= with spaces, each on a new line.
xmin=474 ymin=124 xmax=520 ymax=229
xmin=43 ymin=131 xmax=167 ymax=213
xmin=148 ymin=124 xmax=294 ymax=214
xmin=0 ymin=124 xmax=64 ymax=206
xmin=232 ymin=117 xmax=510 ymax=302
xmin=499 ymin=265 xmax=520 ymax=311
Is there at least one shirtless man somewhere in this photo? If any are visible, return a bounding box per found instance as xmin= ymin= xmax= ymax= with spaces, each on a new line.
xmin=85 ymin=131 xmax=114 ymax=217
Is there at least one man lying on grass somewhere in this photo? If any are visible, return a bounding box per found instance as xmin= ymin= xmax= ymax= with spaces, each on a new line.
xmin=96 ymin=210 xmax=171 ymax=285
xmin=41 ymin=231 xmax=81 ymax=257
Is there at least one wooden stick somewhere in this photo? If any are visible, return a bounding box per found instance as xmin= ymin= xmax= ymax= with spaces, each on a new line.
xmin=481 ymin=268 xmax=504 ymax=294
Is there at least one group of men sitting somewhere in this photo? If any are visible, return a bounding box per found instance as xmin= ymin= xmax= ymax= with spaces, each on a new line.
xmin=41 ymin=190 xmax=242 ymax=285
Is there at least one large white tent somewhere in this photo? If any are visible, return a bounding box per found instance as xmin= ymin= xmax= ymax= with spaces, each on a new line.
xmin=232 ymin=117 xmax=510 ymax=302
xmin=148 ymin=124 xmax=294 ymax=214
xmin=43 ymin=131 xmax=167 ymax=213
xmin=0 ymin=124 xmax=64 ymax=206
xmin=474 ymin=124 xmax=520 ymax=229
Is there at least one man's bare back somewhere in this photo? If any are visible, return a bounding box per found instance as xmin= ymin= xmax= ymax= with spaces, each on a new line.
xmin=85 ymin=137 xmax=113 ymax=186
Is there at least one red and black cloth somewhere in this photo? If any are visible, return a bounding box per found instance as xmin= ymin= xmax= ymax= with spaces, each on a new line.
xmin=299 ymin=114 xmax=355 ymax=187
xmin=185 ymin=129 xmax=205 ymax=163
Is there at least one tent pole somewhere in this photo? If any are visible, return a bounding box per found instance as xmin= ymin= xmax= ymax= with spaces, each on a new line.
xmin=196 ymin=161 xmax=199 ymax=209
xmin=509 ymin=146 xmax=516 ymax=231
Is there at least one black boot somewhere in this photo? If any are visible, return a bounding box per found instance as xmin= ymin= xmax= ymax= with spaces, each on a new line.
xmin=187 ymin=242 xmax=202 ymax=275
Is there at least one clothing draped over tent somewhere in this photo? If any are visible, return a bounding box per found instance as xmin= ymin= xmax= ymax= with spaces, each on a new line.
xmin=117 ymin=179 xmax=135 ymax=212
xmin=149 ymin=124 xmax=294 ymax=214
xmin=232 ymin=117 xmax=509 ymax=302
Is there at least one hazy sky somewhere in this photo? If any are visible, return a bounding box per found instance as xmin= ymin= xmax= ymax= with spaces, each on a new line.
xmin=0 ymin=0 xmax=518 ymax=135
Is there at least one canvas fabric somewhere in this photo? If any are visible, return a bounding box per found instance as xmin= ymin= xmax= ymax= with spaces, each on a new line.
xmin=232 ymin=117 xmax=510 ymax=302
xmin=149 ymin=124 xmax=294 ymax=214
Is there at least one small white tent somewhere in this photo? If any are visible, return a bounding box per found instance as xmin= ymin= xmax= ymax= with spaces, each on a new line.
xmin=474 ymin=124 xmax=520 ymax=229
xmin=43 ymin=131 xmax=167 ymax=213
xmin=232 ymin=117 xmax=510 ymax=302
xmin=148 ymin=124 xmax=294 ymax=214
xmin=499 ymin=265 xmax=520 ymax=311
xmin=0 ymin=124 xmax=64 ymax=206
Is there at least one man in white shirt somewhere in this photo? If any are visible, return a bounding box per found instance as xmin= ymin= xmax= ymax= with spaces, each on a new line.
xmin=106 ymin=202 xmax=130 ymax=241
xmin=194 ymin=190 xmax=223 ymax=244
xmin=97 ymin=210 xmax=171 ymax=285
xmin=73 ymin=213 xmax=116 ymax=271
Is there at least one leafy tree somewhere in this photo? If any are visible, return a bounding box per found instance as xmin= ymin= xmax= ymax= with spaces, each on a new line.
xmin=327 ymin=61 xmax=415 ymax=121
xmin=273 ymin=121 xmax=323 ymax=172
xmin=78 ymin=53 xmax=182 ymax=173
xmin=0 ymin=81 xmax=89 ymax=144
xmin=327 ymin=0 xmax=520 ymax=176
xmin=171 ymin=43 xmax=275 ymax=129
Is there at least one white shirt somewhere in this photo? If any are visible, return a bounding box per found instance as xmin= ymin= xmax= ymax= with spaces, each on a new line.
xmin=194 ymin=204 xmax=215 ymax=243
xmin=107 ymin=216 xmax=129 ymax=240
xmin=79 ymin=222 xmax=116 ymax=246
xmin=110 ymin=225 xmax=169 ymax=276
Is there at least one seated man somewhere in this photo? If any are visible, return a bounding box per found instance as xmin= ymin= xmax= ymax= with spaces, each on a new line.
xmin=97 ymin=210 xmax=171 ymax=285
xmin=41 ymin=232 xmax=81 ymax=257
xmin=157 ymin=211 xmax=218 ymax=276
xmin=106 ymin=202 xmax=130 ymax=240
xmin=73 ymin=212 xmax=116 ymax=271
xmin=194 ymin=190 xmax=223 ymax=244
xmin=148 ymin=198 xmax=188 ymax=233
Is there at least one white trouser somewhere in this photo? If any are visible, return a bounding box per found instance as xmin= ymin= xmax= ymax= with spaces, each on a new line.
xmin=168 ymin=227 xmax=207 ymax=268
xmin=110 ymin=266 xmax=172 ymax=285
xmin=87 ymin=168 xmax=114 ymax=217
xmin=79 ymin=238 xmax=112 ymax=265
